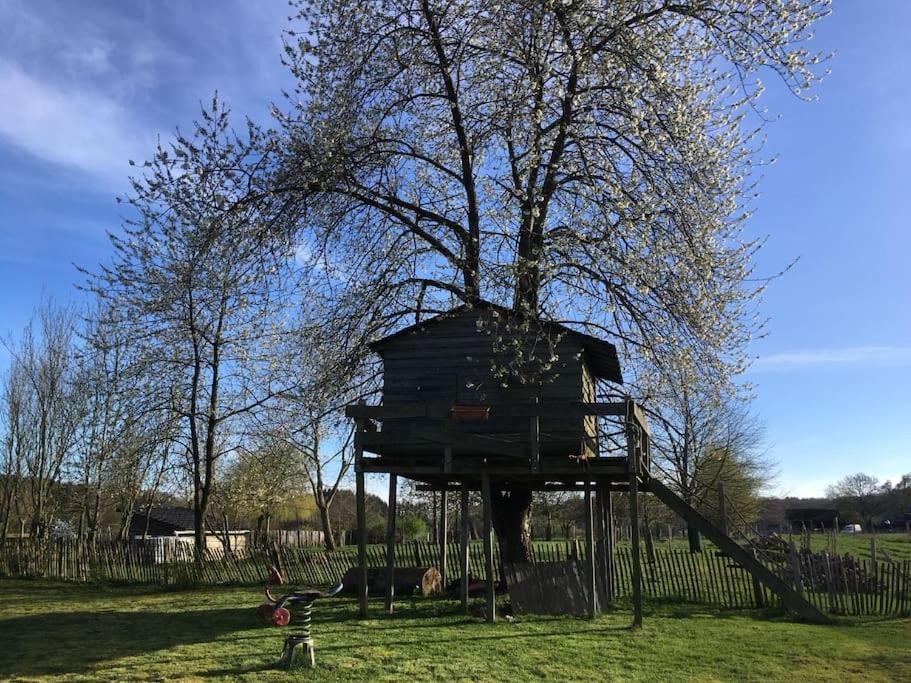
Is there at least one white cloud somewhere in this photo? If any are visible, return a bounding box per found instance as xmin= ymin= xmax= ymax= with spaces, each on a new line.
xmin=752 ymin=346 xmax=911 ymax=372
xmin=0 ymin=60 xmax=153 ymax=186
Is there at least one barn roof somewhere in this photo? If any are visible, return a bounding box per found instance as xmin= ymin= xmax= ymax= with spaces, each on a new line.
xmin=369 ymin=301 xmax=623 ymax=383
xmin=137 ymin=506 xmax=205 ymax=531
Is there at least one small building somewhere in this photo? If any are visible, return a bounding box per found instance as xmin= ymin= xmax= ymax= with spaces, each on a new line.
xmin=129 ymin=506 xmax=249 ymax=553
xmin=784 ymin=507 xmax=839 ymax=531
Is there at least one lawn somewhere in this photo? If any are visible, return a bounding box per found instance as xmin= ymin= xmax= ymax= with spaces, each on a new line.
xmin=0 ymin=580 xmax=908 ymax=682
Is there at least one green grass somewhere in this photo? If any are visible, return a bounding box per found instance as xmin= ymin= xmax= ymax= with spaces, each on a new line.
xmin=585 ymin=532 xmax=911 ymax=561
xmin=0 ymin=580 xmax=908 ymax=681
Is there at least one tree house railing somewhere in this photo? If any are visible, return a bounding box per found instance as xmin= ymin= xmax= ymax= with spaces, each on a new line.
xmin=346 ymin=399 xmax=651 ymax=477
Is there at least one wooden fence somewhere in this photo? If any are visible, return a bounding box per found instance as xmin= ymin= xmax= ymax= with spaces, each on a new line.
xmin=1 ymin=538 xmax=908 ymax=617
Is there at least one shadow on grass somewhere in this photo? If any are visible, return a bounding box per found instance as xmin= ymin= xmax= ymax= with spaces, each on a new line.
xmin=0 ymin=606 xmax=255 ymax=678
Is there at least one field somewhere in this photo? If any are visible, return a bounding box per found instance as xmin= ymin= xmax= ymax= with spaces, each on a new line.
xmin=0 ymin=580 xmax=908 ymax=682
xmin=589 ymin=532 xmax=911 ymax=561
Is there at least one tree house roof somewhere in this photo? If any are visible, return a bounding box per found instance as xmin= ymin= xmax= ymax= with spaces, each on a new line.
xmin=369 ymin=301 xmax=623 ymax=384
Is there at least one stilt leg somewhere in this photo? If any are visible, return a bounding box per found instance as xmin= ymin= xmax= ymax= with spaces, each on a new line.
xmin=460 ymin=486 xmax=470 ymax=613
xmin=605 ymin=489 xmax=615 ymax=601
xmin=629 ymin=473 xmax=643 ymax=628
xmin=356 ymin=469 xmax=368 ymax=618
xmin=440 ymin=489 xmax=448 ymax=589
xmin=385 ymin=473 xmax=397 ymax=613
xmin=584 ymin=478 xmax=597 ymax=618
xmin=481 ymin=472 xmax=496 ymax=623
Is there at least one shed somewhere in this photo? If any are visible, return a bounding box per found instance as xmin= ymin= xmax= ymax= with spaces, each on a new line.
xmin=129 ymin=506 xmax=249 ymax=552
xmin=784 ymin=507 xmax=839 ymax=531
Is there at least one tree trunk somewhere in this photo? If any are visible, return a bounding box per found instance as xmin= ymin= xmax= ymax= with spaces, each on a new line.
xmin=489 ymin=483 xmax=533 ymax=585
xmin=318 ymin=502 xmax=336 ymax=551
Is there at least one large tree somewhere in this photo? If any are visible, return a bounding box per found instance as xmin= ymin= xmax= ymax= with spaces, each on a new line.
xmin=271 ymin=0 xmax=828 ymax=563
xmin=145 ymin=1 xmax=830 ymax=563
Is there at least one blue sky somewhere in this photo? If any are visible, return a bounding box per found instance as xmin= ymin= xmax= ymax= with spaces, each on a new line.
xmin=0 ymin=2 xmax=908 ymax=498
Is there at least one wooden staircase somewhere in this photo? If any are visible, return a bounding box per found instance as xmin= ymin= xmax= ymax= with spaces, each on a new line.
xmin=645 ymin=478 xmax=830 ymax=624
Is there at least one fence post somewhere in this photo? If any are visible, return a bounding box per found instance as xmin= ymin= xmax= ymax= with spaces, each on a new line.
xmin=788 ymin=541 xmax=804 ymax=599
xmin=750 ymin=548 xmax=765 ymax=609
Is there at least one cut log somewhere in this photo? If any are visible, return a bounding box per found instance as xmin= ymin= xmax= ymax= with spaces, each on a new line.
xmin=342 ymin=566 xmax=442 ymax=596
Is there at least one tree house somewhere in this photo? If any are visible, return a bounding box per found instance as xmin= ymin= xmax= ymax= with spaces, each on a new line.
xmin=357 ymin=302 xmax=632 ymax=472
xmin=346 ymin=302 xmax=828 ymax=626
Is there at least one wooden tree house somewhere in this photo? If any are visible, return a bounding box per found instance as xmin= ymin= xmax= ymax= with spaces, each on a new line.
xmin=346 ymin=302 xmax=827 ymax=625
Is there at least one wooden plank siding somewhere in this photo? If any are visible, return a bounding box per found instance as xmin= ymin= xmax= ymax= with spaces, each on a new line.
xmin=373 ymin=309 xmax=599 ymax=461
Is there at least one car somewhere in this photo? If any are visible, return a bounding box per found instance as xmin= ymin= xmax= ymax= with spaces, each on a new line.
xmin=841 ymin=523 xmax=862 ymax=533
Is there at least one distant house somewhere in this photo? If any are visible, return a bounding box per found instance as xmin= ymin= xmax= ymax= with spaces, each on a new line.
xmin=129 ymin=506 xmax=249 ymax=552
xmin=784 ymin=507 xmax=839 ymax=531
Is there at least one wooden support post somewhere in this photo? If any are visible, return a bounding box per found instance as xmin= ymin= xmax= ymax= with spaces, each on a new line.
xmin=595 ymin=480 xmax=608 ymax=606
xmin=629 ymin=472 xmax=643 ymax=627
xmin=354 ymin=417 xmax=368 ymax=619
xmin=584 ymin=478 xmax=597 ymax=618
xmin=605 ymin=489 xmax=615 ymax=601
xmin=481 ymin=472 xmax=496 ymax=623
xmin=385 ymin=473 xmax=397 ymax=613
xmin=356 ymin=469 xmax=368 ymax=618
xmin=460 ymin=486 xmax=470 ymax=613
xmin=440 ymin=489 xmax=449 ymax=588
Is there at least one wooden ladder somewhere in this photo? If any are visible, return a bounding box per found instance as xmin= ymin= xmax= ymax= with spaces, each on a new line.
xmin=645 ymin=478 xmax=830 ymax=624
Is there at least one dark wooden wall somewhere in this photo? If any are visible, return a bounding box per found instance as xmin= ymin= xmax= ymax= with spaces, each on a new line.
xmin=377 ymin=310 xmax=598 ymax=458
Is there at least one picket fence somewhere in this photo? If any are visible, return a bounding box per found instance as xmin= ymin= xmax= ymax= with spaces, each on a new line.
xmin=1 ymin=538 xmax=907 ymax=617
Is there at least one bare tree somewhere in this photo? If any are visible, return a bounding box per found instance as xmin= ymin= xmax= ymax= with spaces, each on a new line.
xmin=826 ymin=472 xmax=880 ymax=530
xmin=645 ymin=363 xmax=770 ymax=550
xmin=1 ymin=302 xmax=82 ymax=537
xmin=87 ymin=98 xmax=300 ymax=552
xmin=0 ymin=355 xmax=30 ymax=538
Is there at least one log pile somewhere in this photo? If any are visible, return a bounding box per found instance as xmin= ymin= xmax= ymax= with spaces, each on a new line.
xmin=342 ymin=566 xmax=442 ymax=596
xmin=748 ymin=534 xmax=789 ymax=564
xmin=798 ymin=552 xmax=879 ymax=594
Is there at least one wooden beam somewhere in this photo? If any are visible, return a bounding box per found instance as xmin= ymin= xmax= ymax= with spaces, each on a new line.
xmin=384 ymin=474 xmax=397 ymax=613
xmin=346 ymin=400 xmax=629 ymax=420
xmin=356 ymin=468 xmax=368 ymax=618
xmin=628 ymin=472 xmax=643 ymax=627
xmin=481 ymin=472 xmax=496 ymax=623
xmin=415 ymin=481 xmax=632 ymax=493
xmin=584 ymin=478 xmax=597 ymax=618
xmin=646 ymin=478 xmax=830 ymax=624
xmin=358 ymin=457 xmax=631 ymax=478
xmin=460 ymin=486 xmax=470 ymax=613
